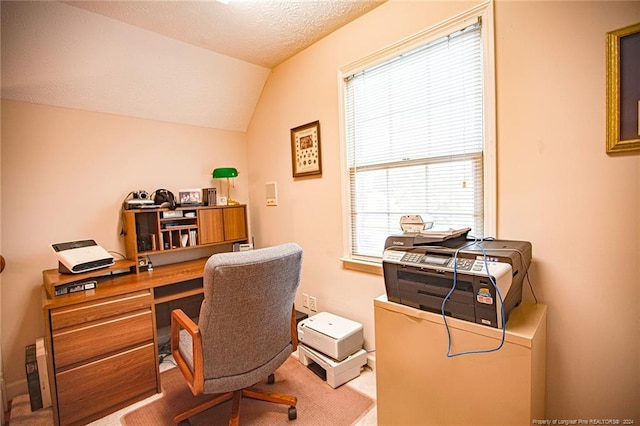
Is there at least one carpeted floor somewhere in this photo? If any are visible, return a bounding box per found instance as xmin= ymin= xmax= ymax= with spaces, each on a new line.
xmin=122 ymin=356 xmax=375 ymax=426
xmin=7 ymin=394 xmax=53 ymax=426
xmin=9 ymin=356 xmax=375 ymax=425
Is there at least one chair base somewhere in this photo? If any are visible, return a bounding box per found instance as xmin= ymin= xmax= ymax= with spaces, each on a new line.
xmin=173 ymin=382 xmax=297 ymax=425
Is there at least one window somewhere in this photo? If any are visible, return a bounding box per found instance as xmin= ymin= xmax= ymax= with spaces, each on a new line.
xmin=341 ymin=5 xmax=495 ymax=262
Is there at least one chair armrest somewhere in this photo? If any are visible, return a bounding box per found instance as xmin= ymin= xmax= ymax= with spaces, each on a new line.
xmin=171 ymin=308 xmax=204 ymax=394
xmin=291 ymin=304 xmax=298 ymax=351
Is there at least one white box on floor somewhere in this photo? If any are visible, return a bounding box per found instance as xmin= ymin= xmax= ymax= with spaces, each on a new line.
xmin=297 ymin=311 xmax=364 ymax=361
xmin=298 ymin=343 xmax=367 ymax=389
xmin=35 ymin=337 xmax=51 ymax=408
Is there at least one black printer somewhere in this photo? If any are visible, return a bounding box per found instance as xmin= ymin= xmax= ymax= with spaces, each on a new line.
xmin=382 ymin=232 xmax=532 ymax=328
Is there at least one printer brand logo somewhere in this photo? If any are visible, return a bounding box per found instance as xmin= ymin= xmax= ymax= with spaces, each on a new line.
xmin=391 ymin=240 xmax=405 ymax=246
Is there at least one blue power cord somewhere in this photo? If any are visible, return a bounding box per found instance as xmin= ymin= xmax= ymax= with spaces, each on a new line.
xmin=441 ymin=240 xmax=506 ymax=357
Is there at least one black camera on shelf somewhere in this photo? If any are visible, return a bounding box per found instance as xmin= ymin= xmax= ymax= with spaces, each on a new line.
xmin=132 ymin=190 xmax=150 ymax=200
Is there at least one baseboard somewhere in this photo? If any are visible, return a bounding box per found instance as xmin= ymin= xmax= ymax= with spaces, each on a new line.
xmin=0 ymin=376 xmax=5 ymax=425
xmin=6 ymin=378 xmax=27 ymax=403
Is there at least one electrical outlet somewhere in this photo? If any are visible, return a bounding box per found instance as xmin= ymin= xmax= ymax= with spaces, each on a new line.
xmin=302 ymin=293 xmax=309 ymax=308
xmin=309 ymin=296 xmax=317 ymax=312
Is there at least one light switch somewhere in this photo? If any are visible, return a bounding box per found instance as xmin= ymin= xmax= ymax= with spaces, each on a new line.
xmin=266 ymin=182 xmax=278 ymax=206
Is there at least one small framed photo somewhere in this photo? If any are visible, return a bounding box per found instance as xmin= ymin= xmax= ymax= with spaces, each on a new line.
xmin=291 ymin=120 xmax=322 ymax=177
xmin=178 ymin=188 xmax=203 ymax=206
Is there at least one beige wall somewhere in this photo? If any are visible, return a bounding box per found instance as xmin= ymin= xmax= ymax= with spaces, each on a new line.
xmin=1 ymin=0 xmax=639 ymax=421
xmin=0 ymin=99 xmax=249 ymax=397
xmin=496 ymin=1 xmax=639 ymax=418
xmin=247 ymin=0 xmax=640 ymax=420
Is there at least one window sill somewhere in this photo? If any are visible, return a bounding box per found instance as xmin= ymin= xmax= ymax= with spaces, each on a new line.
xmin=340 ymin=257 xmax=383 ymax=276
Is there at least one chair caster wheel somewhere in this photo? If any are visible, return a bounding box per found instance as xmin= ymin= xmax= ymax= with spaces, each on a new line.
xmin=288 ymin=406 xmax=297 ymax=420
xmin=267 ymin=373 xmax=275 ymax=384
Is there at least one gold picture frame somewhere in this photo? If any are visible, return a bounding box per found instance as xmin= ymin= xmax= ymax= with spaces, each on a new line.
xmin=606 ymin=22 xmax=640 ymax=154
xmin=291 ymin=120 xmax=322 ymax=177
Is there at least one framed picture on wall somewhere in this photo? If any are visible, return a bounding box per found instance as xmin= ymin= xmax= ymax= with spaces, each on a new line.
xmin=291 ymin=120 xmax=322 ymax=177
xmin=606 ymin=22 xmax=640 ymax=154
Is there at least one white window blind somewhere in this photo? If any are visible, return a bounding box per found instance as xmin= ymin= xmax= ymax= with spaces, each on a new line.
xmin=344 ymin=22 xmax=484 ymax=260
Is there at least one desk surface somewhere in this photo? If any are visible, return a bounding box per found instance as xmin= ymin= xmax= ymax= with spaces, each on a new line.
xmin=42 ymin=257 xmax=208 ymax=311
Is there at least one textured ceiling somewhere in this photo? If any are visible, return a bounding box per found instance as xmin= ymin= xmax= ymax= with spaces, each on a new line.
xmin=65 ymin=1 xmax=385 ymax=69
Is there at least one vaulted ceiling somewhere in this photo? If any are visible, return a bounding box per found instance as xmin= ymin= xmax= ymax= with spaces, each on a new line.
xmin=65 ymin=1 xmax=384 ymax=69
xmin=1 ymin=1 xmax=384 ymax=131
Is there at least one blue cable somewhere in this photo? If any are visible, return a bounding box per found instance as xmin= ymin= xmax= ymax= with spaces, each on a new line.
xmin=441 ymin=240 xmax=506 ymax=357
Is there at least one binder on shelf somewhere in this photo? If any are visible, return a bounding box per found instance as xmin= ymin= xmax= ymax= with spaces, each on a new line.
xmin=35 ymin=337 xmax=51 ymax=408
xmin=205 ymin=188 xmax=217 ymax=206
xmin=25 ymin=343 xmax=43 ymax=411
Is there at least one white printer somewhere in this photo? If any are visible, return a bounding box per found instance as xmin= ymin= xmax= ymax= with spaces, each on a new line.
xmin=297 ymin=312 xmax=364 ymax=361
xmin=50 ymin=239 xmax=114 ymax=274
xmin=297 ymin=312 xmax=367 ymax=388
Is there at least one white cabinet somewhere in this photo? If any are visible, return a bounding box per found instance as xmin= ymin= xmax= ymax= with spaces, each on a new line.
xmin=374 ymin=295 xmax=547 ymax=425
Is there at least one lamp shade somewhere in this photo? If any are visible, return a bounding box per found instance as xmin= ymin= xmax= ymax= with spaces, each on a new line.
xmin=212 ymin=167 xmax=238 ymax=179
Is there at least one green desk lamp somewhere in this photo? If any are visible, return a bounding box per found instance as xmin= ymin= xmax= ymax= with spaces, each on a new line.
xmin=212 ymin=167 xmax=239 ymax=205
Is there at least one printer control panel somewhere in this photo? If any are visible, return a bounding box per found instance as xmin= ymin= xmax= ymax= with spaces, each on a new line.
xmin=383 ymin=249 xmax=499 ymax=274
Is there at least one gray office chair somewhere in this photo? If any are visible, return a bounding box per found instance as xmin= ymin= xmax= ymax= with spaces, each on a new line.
xmin=171 ymin=243 xmax=303 ymax=425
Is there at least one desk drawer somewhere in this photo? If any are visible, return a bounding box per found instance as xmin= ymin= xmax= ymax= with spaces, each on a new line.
xmin=56 ymin=343 xmax=157 ymax=425
xmin=53 ymin=310 xmax=154 ymax=369
xmin=50 ymin=290 xmax=151 ymax=331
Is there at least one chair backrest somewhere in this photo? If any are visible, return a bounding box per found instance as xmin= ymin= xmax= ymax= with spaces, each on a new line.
xmin=198 ymin=243 xmax=303 ymax=387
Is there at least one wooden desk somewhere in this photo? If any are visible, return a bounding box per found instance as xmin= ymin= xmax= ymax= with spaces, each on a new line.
xmin=42 ymin=258 xmax=208 ymax=426
xmin=374 ymin=295 xmax=547 ymax=426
